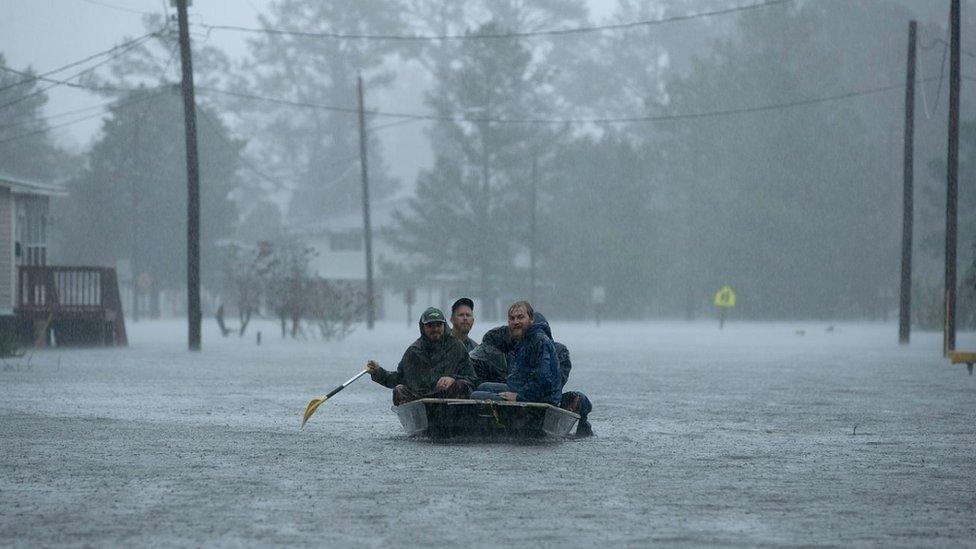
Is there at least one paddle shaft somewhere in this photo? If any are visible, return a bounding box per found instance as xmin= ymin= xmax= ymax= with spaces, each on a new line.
xmin=324 ymin=369 xmax=369 ymax=399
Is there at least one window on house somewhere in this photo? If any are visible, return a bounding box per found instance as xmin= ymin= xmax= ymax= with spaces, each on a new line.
xmin=329 ymin=230 xmax=363 ymax=252
xmin=15 ymin=195 xmax=48 ymax=266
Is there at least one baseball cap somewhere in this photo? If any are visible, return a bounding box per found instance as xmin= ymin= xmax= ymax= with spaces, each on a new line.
xmin=451 ymin=297 xmax=474 ymax=314
xmin=420 ymin=307 xmax=447 ymax=324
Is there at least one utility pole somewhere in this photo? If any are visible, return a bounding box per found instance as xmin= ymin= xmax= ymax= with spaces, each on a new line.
xmin=175 ymin=0 xmax=201 ymax=351
xmin=899 ymin=21 xmax=917 ymax=345
xmin=529 ymin=155 xmax=538 ymax=304
xmin=944 ymin=0 xmax=960 ymax=355
xmin=357 ymin=74 xmax=376 ymax=330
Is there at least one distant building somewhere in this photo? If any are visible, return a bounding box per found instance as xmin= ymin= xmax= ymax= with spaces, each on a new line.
xmin=0 ymin=173 xmax=65 ymax=324
xmin=0 ymin=172 xmax=126 ymax=346
xmin=293 ymin=199 xmax=467 ymax=324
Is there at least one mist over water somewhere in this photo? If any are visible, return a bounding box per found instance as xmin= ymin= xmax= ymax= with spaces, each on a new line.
xmin=2 ymin=319 xmax=975 ymax=545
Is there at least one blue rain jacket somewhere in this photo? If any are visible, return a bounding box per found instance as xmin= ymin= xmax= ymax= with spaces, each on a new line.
xmin=506 ymin=317 xmax=563 ymax=405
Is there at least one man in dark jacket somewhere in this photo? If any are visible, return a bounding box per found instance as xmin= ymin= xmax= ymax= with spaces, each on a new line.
xmin=469 ymin=324 xmax=511 ymax=384
xmin=366 ymin=307 xmax=477 ymax=406
xmin=471 ymin=313 xmax=570 ymax=385
xmin=470 ymin=310 xmax=594 ymax=436
xmin=470 ymin=301 xmax=562 ymax=405
xmin=449 ymin=297 xmax=477 ymax=352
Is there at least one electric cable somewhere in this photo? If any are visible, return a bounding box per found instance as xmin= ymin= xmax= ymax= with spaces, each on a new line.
xmin=920 ymin=37 xmax=976 ymax=59
xmin=0 ymin=29 xmax=166 ymax=94
xmin=0 ymin=89 xmax=164 ymax=146
xmin=0 ymin=32 xmax=160 ymax=112
xmin=0 ymin=97 xmax=122 ymax=132
xmin=75 ymin=0 xmax=156 ymax=16
xmin=193 ymin=0 xmax=792 ymax=41
xmin=198 ymin=77 xmax=946 ymax=127
xmin=196 ymin=106 xmax=290 ymax=190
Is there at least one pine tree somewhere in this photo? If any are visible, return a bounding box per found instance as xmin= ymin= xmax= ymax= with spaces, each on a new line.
xmin=234 ymin=0 xmax=403 ymax=223
xmin=0 ymin=54 xmax=74 ymax=180
xmin=384 ymin=20 xmax=564 ymax=319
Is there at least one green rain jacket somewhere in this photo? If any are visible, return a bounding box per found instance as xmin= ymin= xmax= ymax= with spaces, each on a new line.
xmin=370 ymin=318 xmax=476 ymax=395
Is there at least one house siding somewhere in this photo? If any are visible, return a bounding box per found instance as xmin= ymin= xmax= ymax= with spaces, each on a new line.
xmin=0 ymin=187 xmax=12 ymax=313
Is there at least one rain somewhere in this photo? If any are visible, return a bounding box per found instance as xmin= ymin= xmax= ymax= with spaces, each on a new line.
xmin=1 ymin=0 xmax=974 ymax=546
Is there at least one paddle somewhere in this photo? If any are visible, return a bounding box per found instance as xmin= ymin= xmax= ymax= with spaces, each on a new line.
xmin=301 ymin=369 xmax=369 ymax=428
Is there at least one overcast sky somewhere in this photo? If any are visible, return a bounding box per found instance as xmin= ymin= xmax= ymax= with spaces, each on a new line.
xmin=0 ymin=0 xmax=957 ymax=186
xmin=0 ymin=0 xmax=619 ymax=185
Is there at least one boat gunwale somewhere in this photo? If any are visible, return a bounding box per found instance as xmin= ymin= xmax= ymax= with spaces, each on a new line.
xmin=394 ymin=398 xmax=580 ymax=419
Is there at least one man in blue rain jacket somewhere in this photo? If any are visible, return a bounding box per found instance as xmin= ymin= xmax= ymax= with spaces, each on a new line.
xmin=470 ymin=301 xmax=562 ymax=406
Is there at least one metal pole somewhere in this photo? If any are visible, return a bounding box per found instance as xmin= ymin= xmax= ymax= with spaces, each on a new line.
xmin=944 ymin=0 xmax=960 ymax=355
xmin=357 ymin=74 xmax=376 ymax=330
xmin=899 ymin=21 xmax=916 ymax=345
xmin=176 ymin=0 xmax=201 ymax=351
xmin=529 ymin=155 xmax=538 ymax=304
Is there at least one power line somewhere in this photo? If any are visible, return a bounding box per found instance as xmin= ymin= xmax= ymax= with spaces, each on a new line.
xmin=198 ymin=104 xmax=367 ymax=191
xmin=0 ymin=29 xmax=166 ymax=94
xmin=0 ymin=63 xmax=169 ymax=95
xmin=196 ymin=106 xmax=290 ymax=190
xmin=368 ymin=117 xmax=424 ymax=133
xmin=0 ymin=97 xmax=123 ymax=132
xmin=920 ymin=37 xmax=976 ymax=59
xmin=8 ymin=74 xmax=971 ymax=149
xmin=0 ymin=32 xmax=160 ymax=112
xmin=193 ymin=0 xmax=792 ymax=41
xmin=0 ymin=44 xmax=177 ymax=146
xmin=932 ymin=34 xmax=950 ymax=114
xmin=75 ymin=0 xmax=156 ymax=16
xmin=0 ymin=90 xmax=164 ymax=146
xmin=199 ymin=78 xmax=944 ymax=127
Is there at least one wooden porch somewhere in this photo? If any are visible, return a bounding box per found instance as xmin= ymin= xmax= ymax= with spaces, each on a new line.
xmin=15 ymin=265 xmax=127 ymax=347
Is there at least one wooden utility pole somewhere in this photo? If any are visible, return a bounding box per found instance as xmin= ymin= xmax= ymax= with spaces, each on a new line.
xmin=357 ymin=74 xmax=376 ymax=330
xmin=529 ymin=155 xmax=538 ymax=304
xmin=175 ymin=0 xmax=201 ymax=351
xmin=899 ymin=21 xmax=917 ymax=345
xmin=944 ymin=0 xmax=960 ymax=355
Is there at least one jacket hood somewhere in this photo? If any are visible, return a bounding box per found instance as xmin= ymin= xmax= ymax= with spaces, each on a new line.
xmin=527 ymin=312 xmax=553 ymax=340
xmin=481 ymin=325 xmax=512 ymax=352
xmin=417 ymin=307 xmax=449 ymax=345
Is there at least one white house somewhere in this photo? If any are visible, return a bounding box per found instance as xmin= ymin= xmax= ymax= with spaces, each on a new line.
xmin=293 ymin=198 xmax=470 ymax=325
xmin=0 ymin=172 xmax=65 ymax=319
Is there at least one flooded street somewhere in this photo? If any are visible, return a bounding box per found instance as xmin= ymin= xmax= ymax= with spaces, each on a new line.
xmin=2 ymin=320 xmax=975 ymax=546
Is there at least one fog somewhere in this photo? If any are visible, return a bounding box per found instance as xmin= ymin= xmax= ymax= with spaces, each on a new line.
xmin=2 ymin=2 xmax=976 ymax=545
xmin=2 ymin=0 xmax=974 ymax=324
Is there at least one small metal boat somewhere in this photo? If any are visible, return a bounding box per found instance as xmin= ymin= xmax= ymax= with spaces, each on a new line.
xmin=393 ymin=398 xmax=580 ymax=439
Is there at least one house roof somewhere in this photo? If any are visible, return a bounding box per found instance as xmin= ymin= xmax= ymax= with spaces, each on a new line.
xmin=289 ymin=197 xmax=406 ymax=236
xmin=0 ymin=172 xmax=68 ymax=197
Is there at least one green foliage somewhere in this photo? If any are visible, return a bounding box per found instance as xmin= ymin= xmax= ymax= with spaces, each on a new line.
xmin=235 ymin=0 xmax=402 ymax=221
xmin=927 ymin=119 xmax=976 ymax=300
xmin=384 ymin=17 xmax=570 ymax=318
xmin=259 ymin=238 xmax=363 ymax=340
xmin=0 ymin=54 xmax=75 ymax=180
xmin=53 ymin=88 xmax=241 ymax=292
xmin=630 ymin=3 xmax=899 ymax=318
xmin=0 ymin=329 xmax=23 ymax=359
xmin=544 ymin=137 xmax=661 ymax=317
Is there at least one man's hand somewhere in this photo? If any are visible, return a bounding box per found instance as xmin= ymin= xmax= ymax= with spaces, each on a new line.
xmin=499 ymin=392 xmax=517 ymax=402
xmin=366 ymin=360 xmax=380 ymax=373
xmin=435 ymin=376 xmax=455 ymax=391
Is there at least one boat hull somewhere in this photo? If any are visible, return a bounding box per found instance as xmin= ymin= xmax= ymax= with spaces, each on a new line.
xmin=393 ymin=398 xmax=579 ymax=439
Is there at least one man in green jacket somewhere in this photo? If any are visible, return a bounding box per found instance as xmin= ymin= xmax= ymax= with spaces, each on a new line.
xmin=366 ymin=307 xmax=477 ymax=406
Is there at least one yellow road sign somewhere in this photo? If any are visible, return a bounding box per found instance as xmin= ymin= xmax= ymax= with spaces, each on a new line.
xmin=714 ymin=285 xmax=736 ymax=308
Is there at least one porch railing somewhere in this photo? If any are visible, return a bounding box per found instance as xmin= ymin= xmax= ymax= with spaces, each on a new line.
xmin=16 ymin=265 xmax=127 ymax=346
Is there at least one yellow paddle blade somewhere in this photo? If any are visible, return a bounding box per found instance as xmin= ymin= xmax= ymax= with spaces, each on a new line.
xmin=301 ymin=396 xmax=328 ymax=428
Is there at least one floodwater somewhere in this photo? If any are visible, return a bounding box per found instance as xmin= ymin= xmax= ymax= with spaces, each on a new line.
xmin=1 ymin=319 xmax=974 ymax=546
